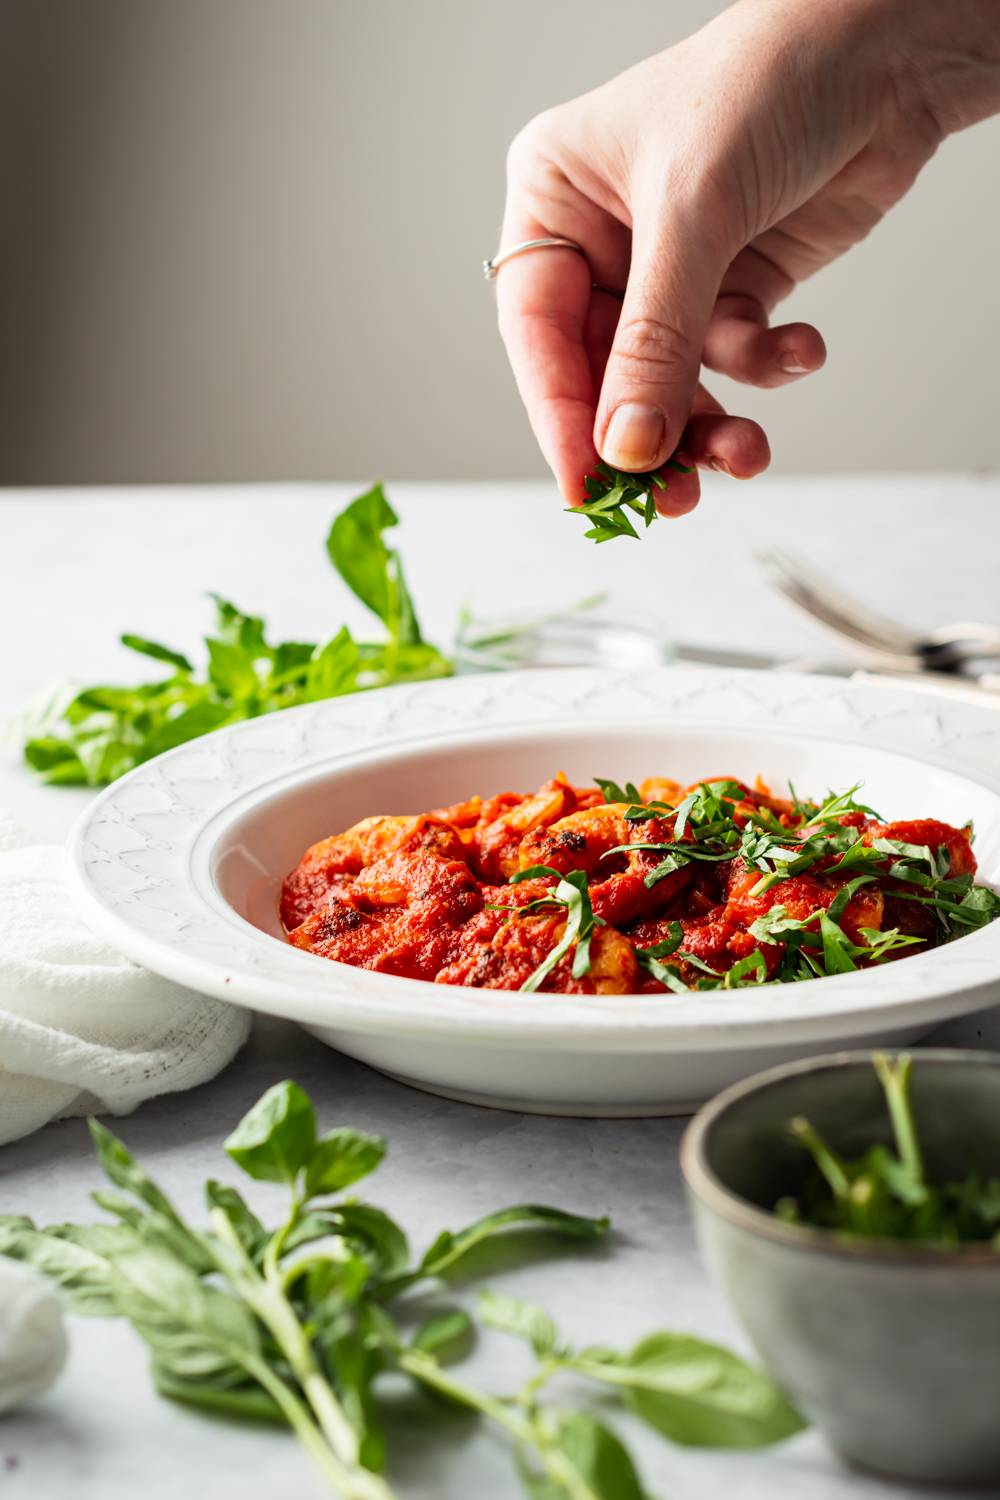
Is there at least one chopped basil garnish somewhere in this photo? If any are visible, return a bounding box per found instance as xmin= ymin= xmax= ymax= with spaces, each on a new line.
xmin=570 ymin=459 xmax=693 ymax=544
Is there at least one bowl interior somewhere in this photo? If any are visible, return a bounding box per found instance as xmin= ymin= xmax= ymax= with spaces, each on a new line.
xmin=206 ymin=722 xmax=1000 ymax=942
xmin=690 ymin=1051 xmax=1000 ymax=1213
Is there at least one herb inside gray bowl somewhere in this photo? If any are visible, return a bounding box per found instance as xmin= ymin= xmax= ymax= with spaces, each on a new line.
xmin=778 ymin=1053 xmax=1000 ymax=1247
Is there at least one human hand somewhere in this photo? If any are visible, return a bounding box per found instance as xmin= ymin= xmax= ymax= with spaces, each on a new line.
xmin=496 ymin=0 xmax=1000 ymax=513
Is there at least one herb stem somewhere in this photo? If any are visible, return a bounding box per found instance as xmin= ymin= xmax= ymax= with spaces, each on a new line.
xmin=789 ymin=1117 xmax=852 ymax=1200
xmin=398 ymin=1349 xmax=601 ymax=1500
xmin=873 ymin=1053 xmax=924 ymax=1186
xmin=239 ymin=1350 xmax=364 ymax=1496
xmin=210 ymin=1208 xmax=393 ymax=1500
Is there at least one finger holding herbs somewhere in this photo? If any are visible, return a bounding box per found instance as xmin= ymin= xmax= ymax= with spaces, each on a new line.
xmin=571 ymin=459 xmax=694 ymax=544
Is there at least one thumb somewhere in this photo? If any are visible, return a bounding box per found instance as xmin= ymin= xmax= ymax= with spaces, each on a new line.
xmin=595 ymin=207 xmax=727 ymax=472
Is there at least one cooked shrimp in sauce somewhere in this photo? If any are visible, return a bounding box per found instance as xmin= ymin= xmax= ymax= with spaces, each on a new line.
xmin=282 ymin=775 xmax=997 ymax=994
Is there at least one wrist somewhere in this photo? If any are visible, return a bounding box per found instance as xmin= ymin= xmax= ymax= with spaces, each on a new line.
xmin=887 ymin=0 xmax=1000 ymax=133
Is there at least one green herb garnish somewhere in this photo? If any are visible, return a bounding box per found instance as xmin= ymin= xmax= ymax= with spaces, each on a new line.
xmin=0 ymin=1080 xmax=803 ymax=1497
xmin=593 ymin=776 xmax=1000 ymax=990
xmin=501 ymin=866 xmax=605 ymax=992
xmin=22 ymin=485 xmax=454 ymax=787
xmin=570 ymin=459 xmax=694 ymax=544
xmin=777 ymin=1054 xmax=1000 ymax=1246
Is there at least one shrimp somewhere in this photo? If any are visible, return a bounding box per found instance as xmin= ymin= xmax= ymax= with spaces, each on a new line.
xmin=470 ymin=775 xmax=579 ymax=882
xmin=280 ymin=813 xmax=466 ymax=929
xmin=638 ymin=777 xmax=683 ymax=806
xmin=519 ymin=803 xmax=692 ymax=925
xmin=289 ymin=849 xmax=482 ymax=979
xmin=863 ymin=818 xmax=977 ymax=878
xmin=436 ymin=909 xmax=638 ymax=993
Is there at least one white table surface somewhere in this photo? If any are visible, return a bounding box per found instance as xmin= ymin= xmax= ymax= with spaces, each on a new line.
xmin=2 ymin=475 xmax=999 ymax=1500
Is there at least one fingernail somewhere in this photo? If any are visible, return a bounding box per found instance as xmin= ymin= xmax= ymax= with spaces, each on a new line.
xmin=602 ymin=403 xmax=666 ymax=471
xmin=707 ymin=458 xmax=733 ymax=476
xmin=779 ymin=353 xmax=809 ymax=375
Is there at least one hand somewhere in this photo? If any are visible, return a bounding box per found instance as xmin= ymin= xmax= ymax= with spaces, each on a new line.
xmin=496 ymin=0 xmax=1000 ymax=513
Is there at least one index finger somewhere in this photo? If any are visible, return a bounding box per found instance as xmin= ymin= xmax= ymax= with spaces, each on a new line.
xmin=493 ymin=216 xmax=598 ymax=505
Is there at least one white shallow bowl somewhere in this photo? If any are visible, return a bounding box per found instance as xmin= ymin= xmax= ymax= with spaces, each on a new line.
xmin=68 ymin=667 xmax=1000 ymax=1116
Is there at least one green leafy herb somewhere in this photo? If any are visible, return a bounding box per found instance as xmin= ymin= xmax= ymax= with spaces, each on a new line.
xmin=571 ymin=460 xmax=694 ymax=545
xmin=21 ymin=485 xmax=454 ymax=787
xmin=504 ymin=868 xmax=605 ymax=992
xmin=0 ymin=1080 xmax=801 ymax=1500
xmin=777 ymin=1054 xmax=1000 ymax=1247
xmin=595 ymin=776 xmax=643 ymax=807
xmin=595 ymin=777 xmax=997 ymax=987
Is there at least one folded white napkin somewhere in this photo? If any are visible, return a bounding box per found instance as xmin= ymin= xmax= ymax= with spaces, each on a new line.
xmin=0 ymin=811 xmax=251 ymax=1146
xmin=0 ymin=1257 xmax=66 ymax=1412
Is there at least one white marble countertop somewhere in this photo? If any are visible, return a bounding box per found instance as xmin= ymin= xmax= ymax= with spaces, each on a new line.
xmin=2 ymin=475 xmax=999 ymax=1500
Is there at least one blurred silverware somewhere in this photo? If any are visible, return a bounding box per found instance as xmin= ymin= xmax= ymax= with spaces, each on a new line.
xmin=756 ymin=548 xmax=1000 ymax=673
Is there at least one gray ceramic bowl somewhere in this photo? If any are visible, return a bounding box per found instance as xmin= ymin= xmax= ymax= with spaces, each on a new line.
xmin=681 ymin=1049 xmax=1000 ymax=1484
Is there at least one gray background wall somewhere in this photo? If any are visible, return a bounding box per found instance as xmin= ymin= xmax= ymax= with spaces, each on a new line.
xmin=0 ymin=0 xmax=997 ymax=485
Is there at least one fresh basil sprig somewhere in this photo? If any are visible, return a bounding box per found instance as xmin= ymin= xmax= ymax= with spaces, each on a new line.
xmin=571 ymin=459 xmax=694 ymax=544
xmin=22 ymin=485 xmax=454 ymax=788
xmin=0 ymin=1080 xmax=803 ymax=1499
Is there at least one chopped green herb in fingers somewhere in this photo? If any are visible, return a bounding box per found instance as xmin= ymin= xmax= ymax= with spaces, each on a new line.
xmin=571 ymin=459 xmax=694 ymax=543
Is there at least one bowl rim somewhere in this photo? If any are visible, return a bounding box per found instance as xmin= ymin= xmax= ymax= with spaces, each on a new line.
xmin=680 ymin=1047 xmax=1000 ymax=1266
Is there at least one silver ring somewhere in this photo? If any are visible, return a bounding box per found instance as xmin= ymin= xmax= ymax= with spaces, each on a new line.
xmin=484 ymin=237 xmax=625 ymax=301
xmin=483 ymin=237 xmax=586 ymax=279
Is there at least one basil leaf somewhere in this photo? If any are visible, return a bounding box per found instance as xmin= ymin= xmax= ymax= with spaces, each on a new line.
xmin=0 ymin=1215 xmax=128 ymax=1315
xmin=522 ymin=1410 xmax=650 ymax=1500
xmin=636 ymin=922 xmax=683 ymax=960
xmin=721 ymin=951 xmax=767 ymax=987
xmin=636 ymin=950 xmax=690 ymax=992
xmin=825 ymin=874 xmax=875 ymax=925
xmin=304 ymin=627 xmax=359 ymax=699
xmin=205 ymin=637 xmax=260 ymax=700
xmin=24 ymin=487 xmax=454 ymax=787
xmin=326 ymin=482 xmax=423 ymax=643
xmin=88 ymin=1120 xmax=209 ymax=1270
xmin=478 ymin=1288 xmax=560 ymax=1358
xmin=151 ymin=1368 xmax=285 ymax=1424
xmin=571 ymin=460 xmax=689 ymax=548
xmin=209 ymin=596 xmax=271 ymax=659
xmin=572 ymin=1332 xmax=805 ymax=1448
xmin=510 ymin=864 xmax=562 ymax=885
xmin=113 ymin=1248 xmax=261 ymax=1382
xmin=594 ymin=777 xmax=642 ymax=806
xmin=120 ymin=634 xmax=193 ymax=673
xmin=204 ymin=1181 xmax=268 ymax=1260
xmin=329 ymin=1203 xmax=410 ymax=1277
xmin=304 ymin=1128 xmax=387 ymax=1197
xmin=819 ymin=912 xmax=858 ymax=973
xmin=224 ymin=1080 xmax=317 ymax=1184
xmin=419 ymin=1205 xmax=608 ymax=1280
xmin=519 ymin=871 xmax=601 ymax=993
xmin=411 ymin=1310 xmax=474 ymax=1363
xmin=142 ymin=700 xmax=232 ymax=757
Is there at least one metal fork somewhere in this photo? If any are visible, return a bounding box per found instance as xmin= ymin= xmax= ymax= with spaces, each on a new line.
xmin=757 ymin=548 xmax=1000 ymax=673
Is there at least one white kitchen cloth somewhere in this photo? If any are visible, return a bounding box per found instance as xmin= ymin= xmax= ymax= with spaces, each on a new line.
xmin=0 ymin=1257 xmax=66 ymax=1412
xmin=0 ymin=811 xmax=251 ymax=1147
